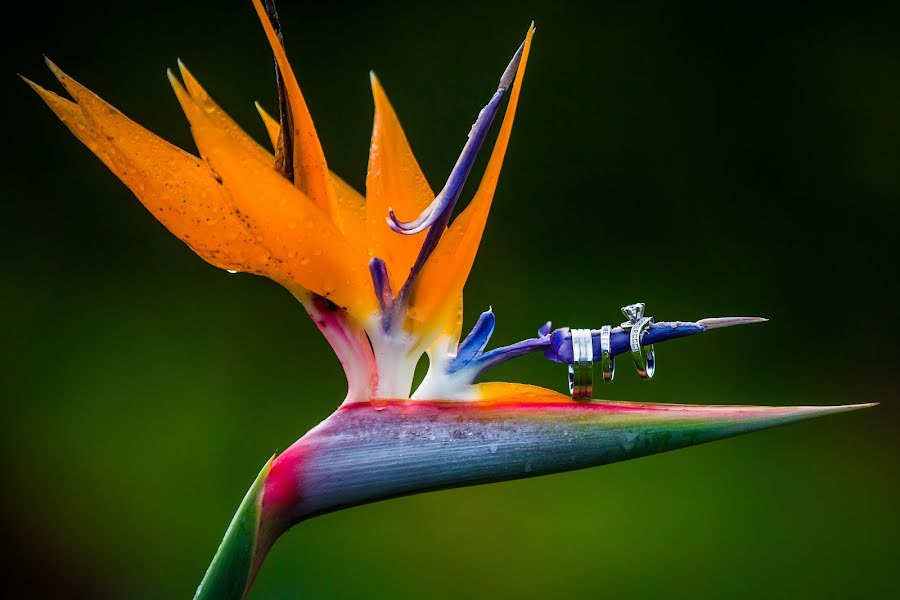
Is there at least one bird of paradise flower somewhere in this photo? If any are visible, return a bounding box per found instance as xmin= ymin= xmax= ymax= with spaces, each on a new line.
xmin=23 ymin=0 xmax=873 ymax=597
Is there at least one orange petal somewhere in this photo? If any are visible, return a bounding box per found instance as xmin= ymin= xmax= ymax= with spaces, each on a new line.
xmin=255 ymin=101 xmax=281 ymax=150
xmin=177 ymin=60 xmax=271 ymax=164
xmin=330 ymin=174 xmax=368 ymax=249
xmin=256 ymin=101 xmax=367 ymax=243
xmin=29 ymin=64 xmax=274 ymax=276
xmin=169 ymin=72 xmax=375 ymax=317
xmin=250 ymin=0 xmax=338 ymax=226
xmin=406 ymin=25 xmax=534 ymax=336
xmin=177 ymin=61 xmax=368 ymax=246
xmin=365 ymin=73 xmax=434 ymax=290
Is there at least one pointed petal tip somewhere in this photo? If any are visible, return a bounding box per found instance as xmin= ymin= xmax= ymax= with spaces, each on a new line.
xmin=21 ymin=74 xmax=61 ymax=107
xmin=44 ymin=56 xmax=65 ymax=82
xmin=697 ymin=316 xmax=769 ymax=330
xmin=175 ymin=58 xmax=197 ymax=88
xmin=166 ymin=68 xmax=194 ymax=111
xmin=499 ymin=23 xmax=536 ymax=90
xmin=175 ymin=59 xmax=192 ymax=86
xmin=165 ymin=67 xmax=180 ymax=89
xmin=43 ymin=57 xmax=73 ymax=91
xmin=538 ymin=320 xmax=553 ymax=337
xmin=19 ymin=73 xmax=39 ymax=89
xmin=499 ymin=41 xmax=525 ymax=90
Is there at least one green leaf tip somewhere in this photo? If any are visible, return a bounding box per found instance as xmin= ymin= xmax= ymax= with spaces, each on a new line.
xmin=193 ymin=455 xmax=274 ymax=600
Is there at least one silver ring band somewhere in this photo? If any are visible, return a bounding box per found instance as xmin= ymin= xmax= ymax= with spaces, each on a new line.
xmin=629 ymin=317 xmax=655 ymax=379
xmin=568 ymin=328 xmax=594 ymax=398
xmin=600 ymin=325 xmax=615 ymax=382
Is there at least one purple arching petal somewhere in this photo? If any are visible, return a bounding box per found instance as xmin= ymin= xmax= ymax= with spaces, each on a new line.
xmin=388 ymin=40 xmax=525 ymax=237
xmin=467 ymin=336 xmax=551 ymax=377
xmin=396 ymin=39 xmax=527 ymax=303
xmin=387 ymin=89 xmax=505 ymax=236
xmin=453 ymin=308 xmax=497 ymax=369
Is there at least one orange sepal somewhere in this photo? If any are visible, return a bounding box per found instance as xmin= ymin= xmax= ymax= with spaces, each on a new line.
xmin=250 ymin=0 xmax=338 ymax=225
xmin=255 ymin=101 xmax=281 ymax=150
xmin=28 ymin=64 xmax=273 ymax=276
xmin=169 ymin=72 xmax=376 ymax=317
xmin=365 ymin=73 xmax=434 ymax=290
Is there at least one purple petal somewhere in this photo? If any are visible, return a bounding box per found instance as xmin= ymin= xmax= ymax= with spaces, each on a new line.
xmin=454 ymin=308 xmax=497 ymax=368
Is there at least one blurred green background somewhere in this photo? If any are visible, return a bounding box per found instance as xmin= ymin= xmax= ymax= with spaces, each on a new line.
xmin=5 ymin=0 xmax=899 ymax=597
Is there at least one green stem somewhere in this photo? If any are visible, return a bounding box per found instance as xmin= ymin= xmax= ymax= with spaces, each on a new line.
xmin=193 ymin=456 xmax=273 ymax=600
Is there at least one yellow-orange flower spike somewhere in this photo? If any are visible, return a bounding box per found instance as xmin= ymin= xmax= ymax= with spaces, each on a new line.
xmin=365 ymin=73 xmax=434 ymax=290
xmin=27 ymin=62 xmax=276 ymax=277
xmin=407 ymin=24 xmax=534 ymax=337
xmin=169 ymin=72 xmax=376 ymax=317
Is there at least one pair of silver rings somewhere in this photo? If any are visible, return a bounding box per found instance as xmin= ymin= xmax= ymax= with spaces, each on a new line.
xmin=567 ymin=302 xmax=656 ymax=399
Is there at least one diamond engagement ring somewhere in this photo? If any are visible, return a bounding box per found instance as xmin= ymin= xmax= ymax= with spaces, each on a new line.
xmin=568 ymin=328 xmax=594 ymax=398
xmin=620 ymin=302 xmax=645 ymax=329
xmin=629 ymin=316 xmax=656 ymax=379
xmin=620 ymin=302 xmax=656 ymax=379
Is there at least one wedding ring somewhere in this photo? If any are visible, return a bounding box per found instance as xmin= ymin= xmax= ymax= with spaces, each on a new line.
xmin=567 ymin=328 xmax=594 ymax=398
xmin=629 ymin=317 xmax=656 ymax=379
xmin=600 ymin=325 xmax=615 ymax=382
